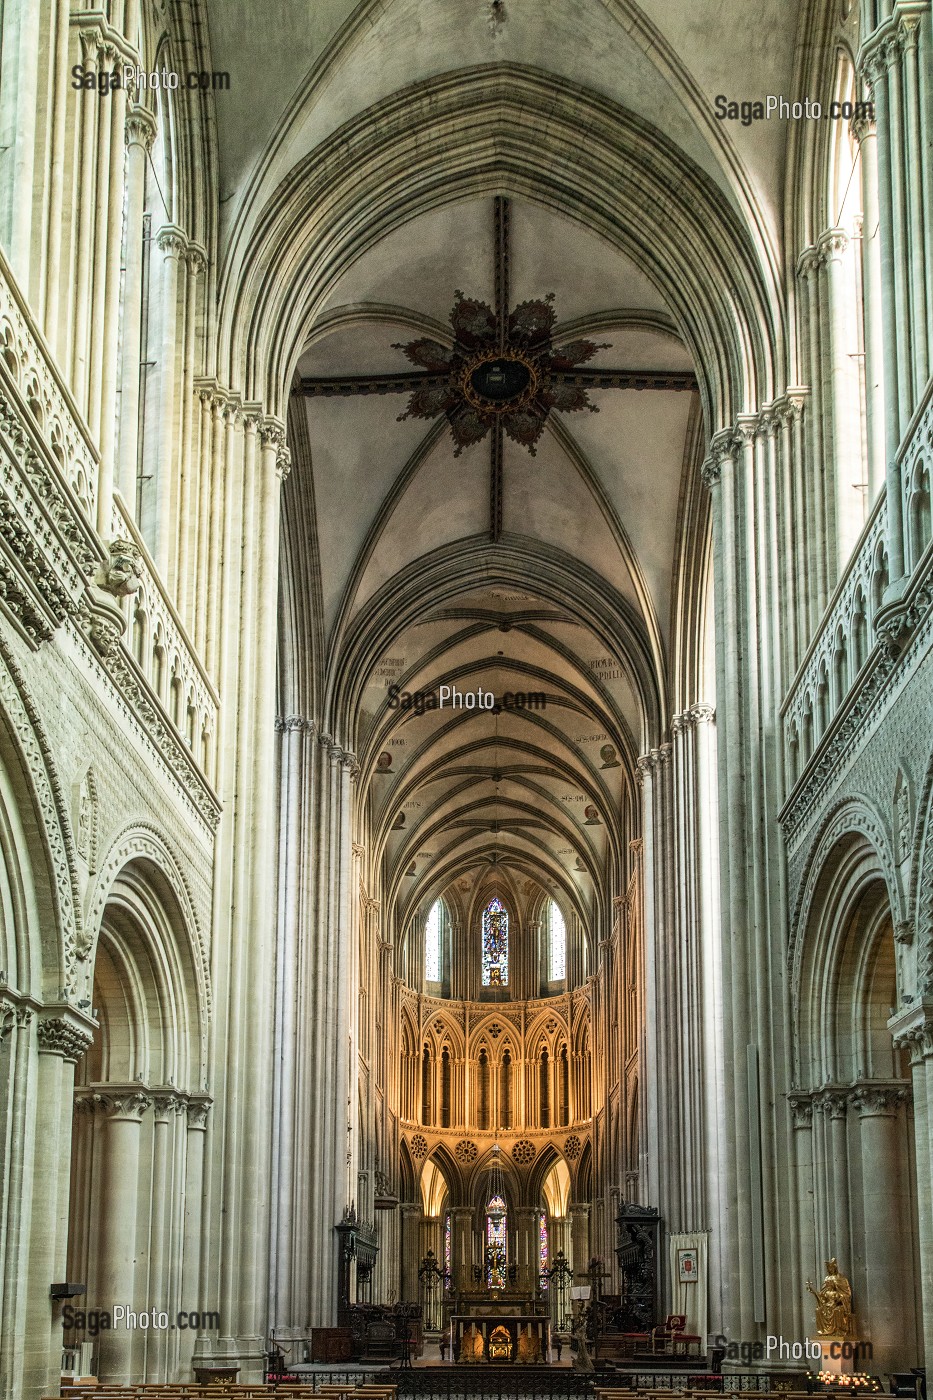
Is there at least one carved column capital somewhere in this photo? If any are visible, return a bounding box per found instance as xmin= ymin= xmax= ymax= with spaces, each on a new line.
xmin=155 ymin=224 xmax=188 ymax=260
xmin=701 ymin=426 xmax=741 ymax=488
xmin=125 ymin=103 xmax=157 ymax=153
xmin=787 ymin=1092 xmax=814 ymax=1129
xmin=275 ymin=714 xmax=316 ymax=734
xmin=774 ymin=388 xmax=808 ymax=427
xmin=258 ymin=416 xmax=287 ymax=452
xmin=796 ymin=244 xmax=821 ymax=280
xmin=814 ymin=1087 xmax=849 ymax=1119
xmin=151 ymin=1088 xmax=187 ymax=1120
xmin=889 ymin=1001 xmax=933 ymax=1060
xmin=36 ymin=1011 xmax=95 ymax=1062
xmin=185 ymin=242 xmax=208 ymax=278
xmin=186 ymin=1094 xmax=212 ymax=1130
xmin=851 ymin=1082 xmax=910 ymax=1117
xmin=817 ymin=227 xmax=849 ymax=263
xmin=75 ymin=1087 xmax=153 ymax=1120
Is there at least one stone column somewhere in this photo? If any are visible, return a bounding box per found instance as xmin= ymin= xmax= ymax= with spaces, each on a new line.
xmin=853 ymin=1083 xmax=912 ymax=1370
xmin=788 ymin=1094 xmax=815 ymax=1341
xmin=854 ymin=116 xmax=886 ymax=504
xmin=175 ymin=245 xmax=207 ymax=612
xmin=152 ymin=225 xmax=187 ymax=578
xmin=862 ymin=38 xmax=906 ymax=589
xmin=94 ymin=1090 xmax=152 ymax=1383
xmin=93 ymin=41 xmax=128 ymax=535
xmin=19 ymin=1019 xmax=93 ymax=1400
xmin=820 ymin=227 xmax=865 ymax=562
xmin=549 ymin=1220 xmax=573 ymax=1332
xmin=148 ymin=1091 xmax=182 ymax=1378
xmin=69 ymin=27 xmax=102 ymax=407
xmin=890 ymin=1007 xmax=933 ymax=1367
xmin=514 ymin=1207 xmax=539 ymax=1295
xmin=420 ymin=1218 xmax=443 ymax=1329
xmin=182 ymin=1096 xmax=211 ymax=1371
xmin=400 ymin=1204 xmax=423 ymax=1302
xmin=815 ymin=1089 xmax=851 ymax=1271
xmin=635 ymin=743 xmax=672 ymax=1217
xmin=0 ymin=0 xmax=42 ymax=286
xmin=569 ymin=1201 xmax=590 ymax=1280
xmin=117 ymin=105 xmax=157 ymax=509
xmin=450 ymin=1206 xmax=475 ymax=1293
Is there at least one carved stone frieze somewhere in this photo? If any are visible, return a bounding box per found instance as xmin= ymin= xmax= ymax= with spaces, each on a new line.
xmin=783 ymin=528 xmax=933 ymax=849
xmin=81 ymin=620 xmax=221 ymax=830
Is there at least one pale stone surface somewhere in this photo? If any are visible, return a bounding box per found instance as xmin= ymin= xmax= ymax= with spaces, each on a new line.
xmin=0 ymin=1 xmax=931 ymax=1394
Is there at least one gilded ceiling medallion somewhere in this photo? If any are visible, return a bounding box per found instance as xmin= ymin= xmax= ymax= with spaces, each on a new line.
xmin=393 ymin=291 xmax=609 ymax=455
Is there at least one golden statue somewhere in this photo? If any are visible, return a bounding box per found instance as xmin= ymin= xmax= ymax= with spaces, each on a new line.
xmin=517 ymin=1323 xmax=540 ymax=1364
xmin=459 ymin=1323 xmax=484 ymax=1362
xmin=806 ymin=1258 xmax=853 ymax=1336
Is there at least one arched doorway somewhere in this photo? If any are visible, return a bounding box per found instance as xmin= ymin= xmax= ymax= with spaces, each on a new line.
xmin=67 ymin=857 xmax=208 ymax=1384
xmin=794 ymin=828 xmax=921 ymax=1371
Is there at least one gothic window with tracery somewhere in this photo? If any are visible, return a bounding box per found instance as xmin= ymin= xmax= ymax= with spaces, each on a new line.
xmin=485 ymin=1195 xmax=507 ymax=1288
xmin=482 ymin=897 xmax=509 ymax=986
xmin=548 ymin=899 xmax=566 ymax=980
xmin=444 ymin=1211 xmax=452 ymax=1278
xmin=539 ymin=1211 xmax=549 ymax=1288
xmin=425 ymin=900 xmax=442 ymax=983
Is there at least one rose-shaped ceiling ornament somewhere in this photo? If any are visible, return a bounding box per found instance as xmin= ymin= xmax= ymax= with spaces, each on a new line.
xmin=393 ymin=291 xmax=610 ymax=456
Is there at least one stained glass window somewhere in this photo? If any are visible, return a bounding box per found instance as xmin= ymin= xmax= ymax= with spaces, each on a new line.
xmin=539 ymin=1212 xmax=549 ymax=1288
xmin=444 ymin=1211 xmax=451 ymax=1278
xmin=482 ymin=898 xmax=509 ymax=986
xmin=425 ymin=900 xmax=442 ymax=982
xmin=485 ymin=1194 xmax=507 ymax=1287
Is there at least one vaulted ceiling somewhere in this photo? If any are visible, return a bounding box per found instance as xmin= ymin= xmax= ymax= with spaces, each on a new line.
xmin=260 ymin=0 xmax=771 ymax=939
xmin=281 ymin=192 xmax=709 ymax=936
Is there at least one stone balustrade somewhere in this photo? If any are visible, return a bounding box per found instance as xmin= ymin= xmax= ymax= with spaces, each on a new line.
xmin=783 ymin=494 xmax=889 ymax=789
xmin=0 ymin=246 xmax=98 ymax=525
xmin=111 ymin=494 xmax=219 ymax=785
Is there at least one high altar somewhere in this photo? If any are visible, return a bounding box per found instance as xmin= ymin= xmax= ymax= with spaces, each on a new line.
xmin=451 ymin=1289 xmax=549 ymax=1363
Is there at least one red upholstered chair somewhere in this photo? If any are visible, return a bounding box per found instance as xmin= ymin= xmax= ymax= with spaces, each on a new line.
xmin=650 ymin=1314 xmax=690 ymax=1354
xmin=651 ymin=1312 xmax=703 ymax=1356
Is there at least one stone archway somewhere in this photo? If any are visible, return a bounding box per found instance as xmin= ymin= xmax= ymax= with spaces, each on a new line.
xmin=793 ymin=827 xmax=920 ymax=1371
xmin=66 ymin=857 xmax=209 ymax=1384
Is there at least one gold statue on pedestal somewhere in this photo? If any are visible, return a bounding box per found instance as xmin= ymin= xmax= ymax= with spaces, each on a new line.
xmin=806 ymin=1258 xmax=853 ymax=1336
